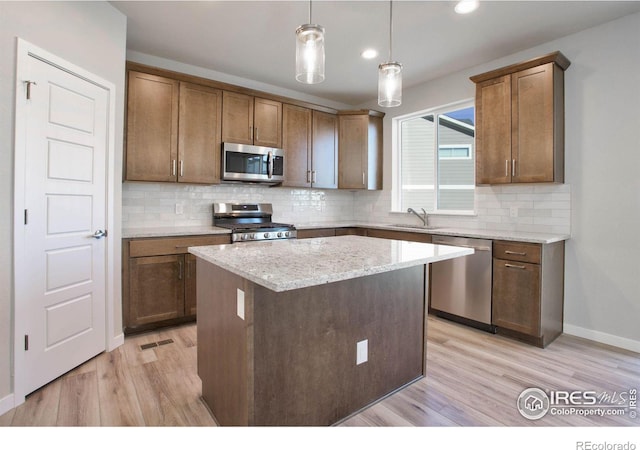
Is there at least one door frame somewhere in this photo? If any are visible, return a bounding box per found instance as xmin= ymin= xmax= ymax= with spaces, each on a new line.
xmin=12 ymin=38 xmax=121 ymax=405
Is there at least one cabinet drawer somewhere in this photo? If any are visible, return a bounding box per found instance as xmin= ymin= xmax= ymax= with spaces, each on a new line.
xmin=297 ymin=228 xmax=336 ymax=239
xmin=493 ymin=241 xmax=541 ymax=264
xmin=129 ymin=235 xmax=230 ymax=257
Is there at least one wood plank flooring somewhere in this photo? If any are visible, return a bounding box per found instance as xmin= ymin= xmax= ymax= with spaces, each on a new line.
xmin=1 ymin=316 xmax=638 ymax=426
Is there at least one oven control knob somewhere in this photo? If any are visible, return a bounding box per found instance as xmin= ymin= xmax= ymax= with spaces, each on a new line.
xmin=285 ymin=231 xmax=290 ymax=237
xmin=250 ymin=233 xmax=256 ymax=240
xmin=240 ymin=234 xmax=246 ymax=241
xmin=264 ymin=232 xmax=270 ymax=239
xmin=277 ymin=232 xmax=283 ymax=238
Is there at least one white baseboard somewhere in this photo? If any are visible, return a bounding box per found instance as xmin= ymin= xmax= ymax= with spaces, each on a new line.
xmin=0 ymin=393 xmax=15 ymax=416
xmin=564 ymin=324 xmax=640 ymax=353
xmin=107 ymin=332 xmax=125 ymax=352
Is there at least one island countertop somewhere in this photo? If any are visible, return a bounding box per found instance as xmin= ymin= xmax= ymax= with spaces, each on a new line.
xmin=189 ymin=235 xmax=473 ymax=292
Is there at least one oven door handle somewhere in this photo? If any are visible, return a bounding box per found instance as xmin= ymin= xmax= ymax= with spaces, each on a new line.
xmin=267 ymin=151 xmax=273 ymax=179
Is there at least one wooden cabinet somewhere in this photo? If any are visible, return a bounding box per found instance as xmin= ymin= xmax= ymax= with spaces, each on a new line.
xmin=312 ymin=111 xmax=338 ymax=189
xmin=126 ymin=72 xmax=222 ymax=184
xmin=492 ymin=240 xmax=565 ymax=347
xmin=471 ymin=52 xmax=570 ymax=185
xmin=283 ymin=104 xmax=312 ymax=187
xmin=126 ymin=71 xmax=179 ymax=182
xmin=338 ymin=111 xmax=383 ymax=190
xmin=222 ymin=91 xmax=282 ymax=148
xmin=123 ymin=234 xmax=230 ymax=333
xmin=283 ymin=105 xmax=338 ymax=189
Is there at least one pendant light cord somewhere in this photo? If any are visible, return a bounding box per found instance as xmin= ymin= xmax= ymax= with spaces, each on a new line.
xmin=389 ymin=0 xmax=393 ymax=61
xmin=309 ymin=0 xmax=312 ymax=24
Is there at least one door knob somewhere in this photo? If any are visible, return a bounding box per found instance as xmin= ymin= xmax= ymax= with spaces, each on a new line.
xmin=92 ymin=230 xmax=108 ymax=239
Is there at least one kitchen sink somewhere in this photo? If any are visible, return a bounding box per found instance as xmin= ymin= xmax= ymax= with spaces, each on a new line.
xmin=389 ymin=223 xmax=440 ymax=230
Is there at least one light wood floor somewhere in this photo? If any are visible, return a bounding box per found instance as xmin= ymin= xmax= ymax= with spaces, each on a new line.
xmin=1 ymin=316 xmax=638 ymax=426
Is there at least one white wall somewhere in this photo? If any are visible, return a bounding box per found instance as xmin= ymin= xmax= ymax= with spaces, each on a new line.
xmin=358 ymin=12 xmax=640 ymax=351
xmin=0 ymin=1 xmax=127 ymax=406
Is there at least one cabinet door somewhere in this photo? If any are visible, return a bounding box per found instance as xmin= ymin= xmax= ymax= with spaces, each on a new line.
xmin=282 ymin=104 xmax=312 ymax=187
xmin=178 ymin=83 xmax=222 ymax=184
xmin=475 ymin=75 xmax=512 ymax=184
xmin=129 ymin=255 xmax=185 ymax=326
xmin=312 ymin=111 xmax=338 ymax=189
xmin=338 ymin=115 xmax=367 ymax=189
xmin=126 ymin=71 xmax=179 ymax=182
xmin=492 ymin=258 xmax=541 ymax=336
xmin=184 ymin=253 xmax=198 ymax=317
xmin=512 ymin=63 xmax=555 ymax=183
xmin=365 ymin=229 xmax=432 ymax=243
xmin=222 ymin=91 xmax=254 ymax=144
xmin=254 ymin=98 xmax=282 ymax=148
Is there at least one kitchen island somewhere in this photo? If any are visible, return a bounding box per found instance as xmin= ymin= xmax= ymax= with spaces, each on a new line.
xmin=189 ymin=235 xmax=472 ymax=426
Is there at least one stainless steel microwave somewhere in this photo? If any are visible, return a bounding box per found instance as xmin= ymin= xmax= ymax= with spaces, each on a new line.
xmin=222 ymin=142 xmax=284 ymax=184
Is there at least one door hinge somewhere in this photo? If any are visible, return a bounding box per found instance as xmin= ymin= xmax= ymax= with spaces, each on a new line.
xmin=24 ymin=335 xmax=29 ymax=351
xmin=24 ymin=209 xmax=28 ymax=225
xmin=24 ymin=80 xmax=37 ymax=100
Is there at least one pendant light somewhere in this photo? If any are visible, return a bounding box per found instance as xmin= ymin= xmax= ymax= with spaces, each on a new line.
xmin=295 ymin=0 xmax=325 ymax=84
xmin=378 ymin=0 xmax=402 ymax=107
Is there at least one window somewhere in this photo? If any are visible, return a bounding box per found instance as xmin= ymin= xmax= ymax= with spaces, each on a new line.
xmin=394 ymin=102 xmax=475 ymax=213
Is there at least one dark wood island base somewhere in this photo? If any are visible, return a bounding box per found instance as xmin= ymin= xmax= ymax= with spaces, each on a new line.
xmin=196 ymin=260 xmax=427 ymax=426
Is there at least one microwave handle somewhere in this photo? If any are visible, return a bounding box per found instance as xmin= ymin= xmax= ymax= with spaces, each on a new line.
xmin=267 ymin=151 xmax=273 ymax=179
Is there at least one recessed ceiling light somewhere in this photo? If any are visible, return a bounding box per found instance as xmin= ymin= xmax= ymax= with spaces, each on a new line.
xmin=361 ymin=49 xmax=378 ymax=60
xmin=455 ymin=0 xmax=479 ymax=14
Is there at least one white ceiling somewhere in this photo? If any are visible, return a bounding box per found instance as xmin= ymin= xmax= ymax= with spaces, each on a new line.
xmin=111 ymin=1 xmax=640 ymax=106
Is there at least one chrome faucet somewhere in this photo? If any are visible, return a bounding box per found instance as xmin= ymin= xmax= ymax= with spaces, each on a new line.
xmin=407 ymin=208 xmax=428 ymax=227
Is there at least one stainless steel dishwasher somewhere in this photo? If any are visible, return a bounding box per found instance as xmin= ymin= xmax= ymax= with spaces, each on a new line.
xmin=430 ymin=235 xmax=495 ymax=332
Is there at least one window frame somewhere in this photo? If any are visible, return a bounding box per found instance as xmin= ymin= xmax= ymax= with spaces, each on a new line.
xmin=438 ymin=144 xmax=472 ymax=160
xmin=392 ymin=99 xmax=476 ymax=215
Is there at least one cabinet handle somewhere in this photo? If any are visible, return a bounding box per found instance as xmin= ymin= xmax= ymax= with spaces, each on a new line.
xmin=179 ymin=160 xmax=184 ymax=177
xmin=178 ymin=260 xmax=183 ymax=280
xmin=250 ymin=126 xmax=253 ymax=140
xmin=312 ymin=170 xmax=317 ymax=183
xmin=307 ymin=170 xmax=311 ymax=183
xmin=172 ymin=160 xmax=177 ymax=176
xmin=505 ymin=263 xmax=526 ymax=270
xmin=505 ymin=250 xmax=527 ymax=256
xmin=255 ymin=127 xmax=259 ymax=141
xmin=512 ymin=159 xmax=516 ymax=177
xmin=505 ymin=160 xmax=509 ymax=177
xmin=362 ymin=172 xmax=365 ymax=186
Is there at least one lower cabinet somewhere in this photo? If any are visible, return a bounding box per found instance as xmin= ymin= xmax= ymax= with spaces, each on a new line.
xmin=365 ymin=228 xmax=432 ymax=243
xmin=492 ymin=240 xmax=564 ymax=347
xmin=123 ymin=234 xmax=230 ymax=334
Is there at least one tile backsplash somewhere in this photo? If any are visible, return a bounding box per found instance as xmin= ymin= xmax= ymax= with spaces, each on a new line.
xmin=122 ymin=182 xmax=356 ymax=228
xmin=123 ymin=182 xmax=570 ymax=235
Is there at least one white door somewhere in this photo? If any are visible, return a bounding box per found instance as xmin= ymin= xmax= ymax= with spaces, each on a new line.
xmin=19 ymin=54 xmax=109 ymax=395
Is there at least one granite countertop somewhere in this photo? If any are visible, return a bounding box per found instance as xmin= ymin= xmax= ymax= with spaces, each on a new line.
xmin=122 ymin=225 xmax=230 ymax=239
xmin=123 ymin=222 xmax=569 ymax=244
xmin=189 ymin=235 xmax=473 ymax=292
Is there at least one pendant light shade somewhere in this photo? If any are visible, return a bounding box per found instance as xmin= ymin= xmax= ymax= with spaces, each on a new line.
xmin=295 ymin=1 xmax=325 ymax=84
xmin=295 ymin=24 xmax=325 ymax=84
xmin=378 ymin=62 xmax=402 ymax=107
xmin=378 ymin=1 xmax=402 ymax=107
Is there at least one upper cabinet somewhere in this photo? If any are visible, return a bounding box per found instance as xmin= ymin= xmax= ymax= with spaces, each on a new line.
xmin=282 ymin=105 xmax=338 ymax=189
xmin=125 ymin=63 xmax=383 ymax=189
xmin=126 ymin=71 xmax=222 ymax=184
xmin=338 ymin=111 xmax=383 ymax=190
xmin=471 ymin=52 xmax=570 ymax=185
xmin=222 ymin=91 xmax=282 ymax=148
xmin=126 ymin=71 xmax=179 ymax=182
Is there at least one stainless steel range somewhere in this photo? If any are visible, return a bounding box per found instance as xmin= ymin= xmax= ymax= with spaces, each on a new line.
xmin=213 ymin=203 xmax=296 ymax=243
